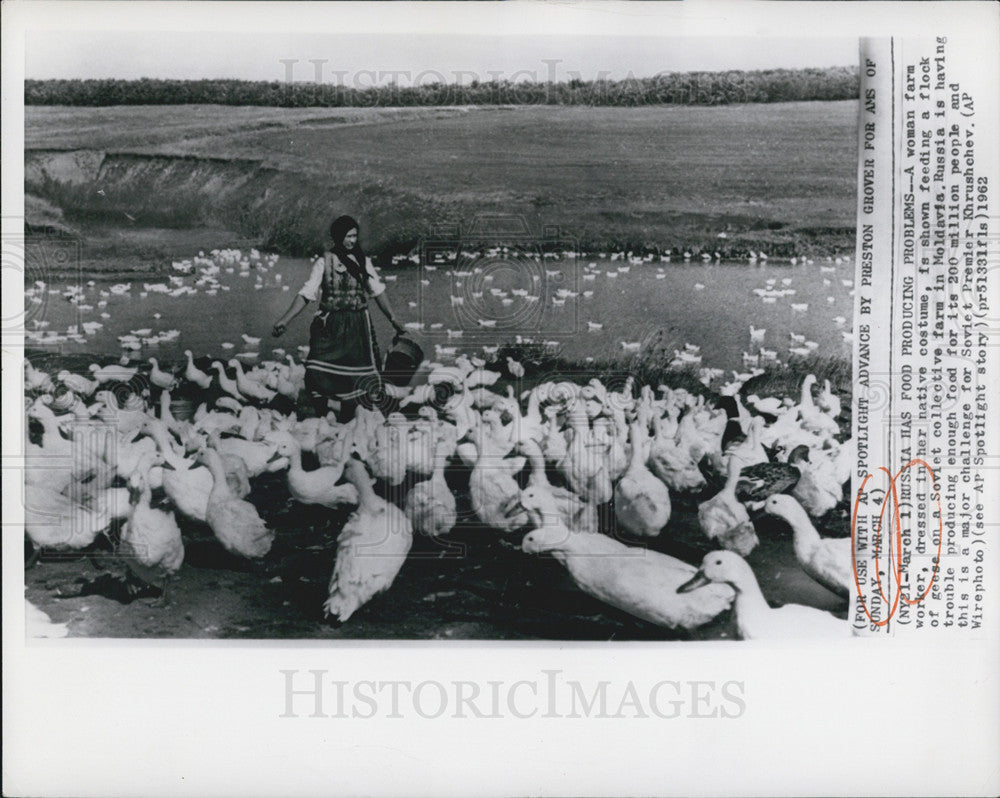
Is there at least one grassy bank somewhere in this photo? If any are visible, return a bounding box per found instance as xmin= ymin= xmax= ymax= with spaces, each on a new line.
xmin=25 ymin=102 xmax=858 ymax=268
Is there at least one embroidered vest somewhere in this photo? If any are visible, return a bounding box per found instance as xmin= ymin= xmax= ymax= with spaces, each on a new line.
xmin=318 ymin=253 xmax=370 ymax=312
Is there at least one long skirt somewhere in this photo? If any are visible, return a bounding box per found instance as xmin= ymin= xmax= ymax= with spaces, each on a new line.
xmin=304 ymin=308 xmax=383 ymax=404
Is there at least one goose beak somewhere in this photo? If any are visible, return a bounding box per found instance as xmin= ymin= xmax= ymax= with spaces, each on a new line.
xmin=677 ymin=570 xmax=710 ymax=594
xmin=266 ymin=456 xmax=290 ymax=472
xmin=500 ymin=495 xmax=523 ymax=517
xmin=160 ymin=460 xmax=176 ymax=471
xmin=266 ymin=451 xmax=283 ymax=464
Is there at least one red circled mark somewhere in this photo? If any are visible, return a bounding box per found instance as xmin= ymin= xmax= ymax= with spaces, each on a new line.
xmin=850 ymin=460 xmax=943 ymax=626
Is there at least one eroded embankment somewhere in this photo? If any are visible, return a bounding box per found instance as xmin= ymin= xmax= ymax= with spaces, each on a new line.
xmin=25 ymin=149 xmax=430 ymax=257
xmin=25 ymin=148 xmax=856 ymax=268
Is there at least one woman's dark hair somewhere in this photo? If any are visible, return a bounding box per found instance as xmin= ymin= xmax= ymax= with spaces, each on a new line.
xmin=329 ymin=215 xmax=371 ymax=293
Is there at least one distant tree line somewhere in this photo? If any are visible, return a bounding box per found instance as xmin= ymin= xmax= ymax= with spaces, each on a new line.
xmin=25 ymin=67 xmax=858 ymax=107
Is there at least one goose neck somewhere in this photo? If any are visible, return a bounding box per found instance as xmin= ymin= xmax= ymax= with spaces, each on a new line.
xmin=202 ymin=450 xmax=229 ymax=490
xmin=148 ymin=424 xmax=184 ymax=468
xmin=800 ymin=378 xmax=815 ymax=407
xmin=525 ymin=392 xmax=541 ymax=421
xmin=626 ymin=423 xmax=646 ymax=472
xmin=731 ymin=570 xmax=770 ymax=615
xmin=724 ymin=459 xmax=743 ymax=493
xmin=38 ymin=414 xmax=64 ymax=443
xmin=349 ymin=469 xmax=377 ymax=507
xmin=432 ymin=452 xmax=447 ymax=481
xmin=524 ymin=444 xmax=547 ymax=485
xmin=285 ymin=444 xmax=303 ymax=473
xmin=785 ymin=504 xmax=821 ymax=548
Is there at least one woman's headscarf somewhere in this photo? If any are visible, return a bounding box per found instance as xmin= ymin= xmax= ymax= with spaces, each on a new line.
xmin=329 ymin=215 xmax=371 ymax=293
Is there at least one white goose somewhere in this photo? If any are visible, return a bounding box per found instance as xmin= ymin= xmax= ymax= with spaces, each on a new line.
xmin=516 ymin=442 xmax=598 ymax=534
xmin=560 ymin=404 xmax=612 ymax=505
xmin=196 ymin=445 xmax=274 ymax=559
xmin=647 ymin=410 xmax=705 ymax=494
xmin=789 ymin=446 xmax=843 ymax=518
xmin=209 ymin=432 xmax=281 ymax=479
xmin=148 ymin=358 xmax=177 ymax=390
xmin=211 ymin=361 xmax=243 ymax=400
xmin=184 ymin=350 xmax=212 ymax=390
xmin=121 ymin=454 xmax=185 ymax=602
xmin=614 ymin=421 xmax=671 ymax=537
xmin=817 ymin=379 xmax=842 ymax=418
xmin=269 ymin=433 xmax=357 ymax=508
xmin=797 ymin=374 xmax=840 ymax=437
xmin=285 ymin=355 xmax=306 ymax=388
xmin=57 ymin=370 xmax=100 ymax=397
xmin=324 ymin=459 xmax=413 ymax=622
xmin=144 ymin=419 xmax=213 ymax=523
xmin=765 ymin=495 xmax=852 ymax=598
xmin=698 ymin=457 xmax=758 ymax=556
xmin=25 ymin=484 xmax=110 ymax=555
xmin=88 ymin=363 xmax=138 ymax=383
xmin=229 ymin=359 xmax=277 ymax=403
xmin=25 ymin=360 xmax=55 ymax=393
xmin=521 ymin=518 xmax=734 ymax=632
xmin=678 ymin=551 xmax=848 ymax=639
xmin=469 ymin=429 xmax=527 ymax=532
xmin=404 ymin=442 xmax=457 ymax=538
xmin=203 ymin=430 xmax=252 ymax=498
xmin=370 ymin=417 xmax=408 ymax=486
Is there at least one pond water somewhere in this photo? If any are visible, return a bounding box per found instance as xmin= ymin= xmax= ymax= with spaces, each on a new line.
xmin=24 ymin=252 xmax=855 ymax=375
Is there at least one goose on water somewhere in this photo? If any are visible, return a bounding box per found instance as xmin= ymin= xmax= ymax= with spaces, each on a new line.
xmin=89 ymin=363 xmax=138 ymax=383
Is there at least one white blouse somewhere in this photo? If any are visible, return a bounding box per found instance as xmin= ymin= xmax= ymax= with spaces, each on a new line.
xmin=298 ymin=254 xmax=386 ymax=302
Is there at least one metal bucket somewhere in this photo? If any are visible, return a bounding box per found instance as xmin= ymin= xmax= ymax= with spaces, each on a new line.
xmin=383 ymin=335 xmax=423 ymax=387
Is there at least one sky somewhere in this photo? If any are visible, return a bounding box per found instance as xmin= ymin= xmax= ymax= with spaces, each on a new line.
xmin=26 ymin=31 xmax=858 ymax=83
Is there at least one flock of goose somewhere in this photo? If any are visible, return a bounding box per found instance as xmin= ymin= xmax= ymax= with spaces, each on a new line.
xmin=23 ymin=339 xmax=855 ymax=639
xmin=397 ymin=248 xmax=855 ymax=366
xmin=25 ymin=246 xmax=852 ymax=378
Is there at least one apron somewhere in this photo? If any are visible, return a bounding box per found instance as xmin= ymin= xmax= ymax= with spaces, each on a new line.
xmin=303 ymin=253 xmax=383 ymax=404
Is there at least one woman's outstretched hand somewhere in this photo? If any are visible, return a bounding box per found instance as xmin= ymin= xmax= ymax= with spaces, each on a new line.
xmin=272 ymin=322 xmax=287 ymax=338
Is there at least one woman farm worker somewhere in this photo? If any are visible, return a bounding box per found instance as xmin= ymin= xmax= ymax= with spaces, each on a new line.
xmin=272 ymin=215 xmax=405 ymax=421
